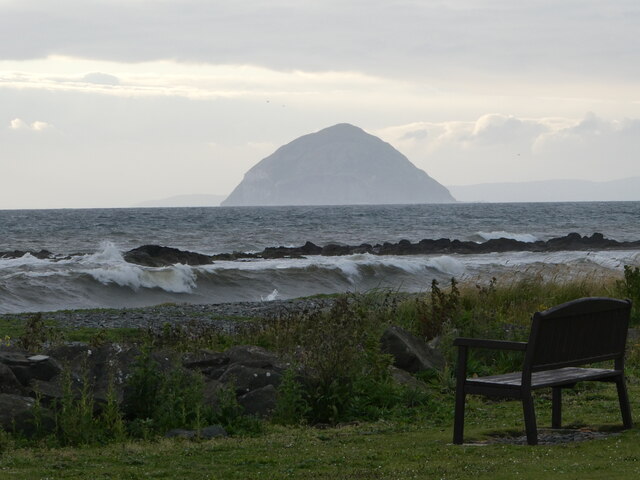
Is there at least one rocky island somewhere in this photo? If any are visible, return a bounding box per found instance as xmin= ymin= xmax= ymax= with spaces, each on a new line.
xmin=221 ymin=123 xmax=455 ymax=206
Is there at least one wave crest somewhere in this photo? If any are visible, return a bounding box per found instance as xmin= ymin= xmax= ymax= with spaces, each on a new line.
xmin=476 ymin=231 xmax=538 ymax=243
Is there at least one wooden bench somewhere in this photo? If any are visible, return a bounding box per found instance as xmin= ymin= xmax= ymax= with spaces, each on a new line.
xmin=453 ymin=297 xmax=633 ymax=445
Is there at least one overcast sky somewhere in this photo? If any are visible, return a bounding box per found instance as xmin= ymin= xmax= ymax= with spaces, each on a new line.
xmin=1 ymin=0 xmax=639 ymax=208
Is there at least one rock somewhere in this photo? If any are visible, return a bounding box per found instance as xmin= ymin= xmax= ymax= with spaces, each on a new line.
xmin=30 ymin=377 xmax=69 ymax=405
xmin=183 ymin=351 xmax=230 ymax=370
xmin=202 ymin=379 xmax=224 ymax=407
xmin=0 ymin=393 xmax=54 ymax=435
xmin=44 ymin=342 xmax=141 ymax=406
xmin=165 ymin=428 xmax=196 ymax=439
xmin=0 ymin=363 xmax=25 ymax=395
xmin=321 ymin=244 xmax=352 ymax=256
xmin=389 ymin=366 xmax=429 ymax=392
xmin=380 ymin=325 xmax=445 ymax=373
xmin=0 ymin=351 xmax=32 ymax=368
xmin=199 ymin=424 xmax=228 ymax=439
xmin=165 ymin=425 xmax=227 ymax=440
xmin=218 ymin=364 xmax=282 ymax=395
xmin=238 ymin=384 xmax=277 ymax=417
xmin=26 ymin=355 xmax=62 ymax=381
xmin=0 ymin=250 xmax=53 ymax=260
xmin=0 ymin=351 xmax=62 ymax=386
xmin=225 ymin=345 xmax=285 ymax=370
xmin=44 ymin=343 xmax=92 ymax=365
xmin=123 ymin=245 xmax=213 ymax=267
xmin=221 ymin=123 xmax=455 ymax=206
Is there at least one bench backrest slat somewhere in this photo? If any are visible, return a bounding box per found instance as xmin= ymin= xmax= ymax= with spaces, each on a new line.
xmin=525 ymin=297 xmax=631 ymax=372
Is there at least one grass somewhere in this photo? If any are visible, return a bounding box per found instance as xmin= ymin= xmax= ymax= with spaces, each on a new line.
xmin=1 ymin=383 xmax=640 ymax=479
xmin=0 ymin=316 xmax=143 ymax=346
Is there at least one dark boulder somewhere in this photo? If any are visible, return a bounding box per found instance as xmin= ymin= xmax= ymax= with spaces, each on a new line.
xmin=0 ymin=393 xmax=54 ymax=435
xmin=183 ymin=351 xmax=230 ymax=371
xmin=321 ymin=244 xmax=351 ymax=256
xmin=218 ymin=364 xmax=283 ymax=395
xmin=0 ymin=250 xmax=53 ymax=260
xmin=238 ymin=384 xmax=278 ymax=417
xmin=0 ymin=351 xmax=62 ymax=386
xmin=389 ymin=366 xmax=429 ymax=391
xmin=225 ymin=345 xmax=285 ymax=370
xmin=165 ymin=424 xmax=227 ymax=439
xmin=380 ymin=326 xmax=444 ymax=373
xmin=0 ymin=363 xmax=25 ymax=395
xmin=123 ymin=245 xmax=213 ymax=267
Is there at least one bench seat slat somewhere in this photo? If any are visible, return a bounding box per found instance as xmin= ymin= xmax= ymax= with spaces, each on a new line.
xmin=466 ymin=367 xmax=621 ymax=389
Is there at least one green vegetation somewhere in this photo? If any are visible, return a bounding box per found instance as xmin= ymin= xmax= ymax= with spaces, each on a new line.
xmin=1 ymin=387 xmax=640 ymax=479
xmin=1 ymin=268 xmax=640 ymax=478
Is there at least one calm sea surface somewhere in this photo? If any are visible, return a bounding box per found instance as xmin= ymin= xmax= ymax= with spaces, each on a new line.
xmin=1 ymin=202 xmax=640 ymax=313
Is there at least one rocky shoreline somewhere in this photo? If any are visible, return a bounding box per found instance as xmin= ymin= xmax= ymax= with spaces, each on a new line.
xmin=2 ymin=232 xmax=640 ymax=268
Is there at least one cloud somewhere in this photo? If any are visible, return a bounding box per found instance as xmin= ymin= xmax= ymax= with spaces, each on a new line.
xmin=400 ymin=129 xmax=428 ymax=141
xmin=9 ymin=118 xmax=51 ymax=131
xmin=0 ymin=57 xmax=398 ymax=102
xmin=376 ymin=112 xmax=640 ymax=185
xmin=0 ymin=0 xmax=638 ymax=85
xmin=9 ymin=118 xmax=27 ymax=129
xmin=470 ymin=114 xmax=547 ymax=145
xmin=82 ymin=72 xmax=120 ymax=85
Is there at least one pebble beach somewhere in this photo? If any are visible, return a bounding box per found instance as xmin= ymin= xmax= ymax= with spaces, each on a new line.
xmin=0 ymin=297 xmax=335 ymax=331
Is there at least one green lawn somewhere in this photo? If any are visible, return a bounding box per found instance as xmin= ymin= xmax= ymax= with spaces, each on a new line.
xmin=2 ymin=382 xmax=639 ymax=479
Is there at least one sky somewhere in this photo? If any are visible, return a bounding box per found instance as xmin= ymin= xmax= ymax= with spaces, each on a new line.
xmin=1 ymin=0 xmax=639 ymax=209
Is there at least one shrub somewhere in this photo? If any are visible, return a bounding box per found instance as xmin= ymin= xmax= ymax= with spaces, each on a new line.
xmin=416 ymin=278 xmax=460 ymax=340
xmin=16 ymin=313 xmax=62 ymax=352
xmin=260 ymin=294 xmax=409 ymax=424
xmin=617 ymin=265 xmax=640 ymax=324
xmin=209 ymin=381 xmax=263 ymax=436
xmin=272 ymin=368 xmax=310 ymax=426
xmin=123 ymin=346 xmax=212 ymax=436
xmin=53 ymin=361 xmax=101 ymax=446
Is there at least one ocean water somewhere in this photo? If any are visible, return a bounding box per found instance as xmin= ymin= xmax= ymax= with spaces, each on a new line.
xmin=1 ymin=202 xmax=640 ymax=314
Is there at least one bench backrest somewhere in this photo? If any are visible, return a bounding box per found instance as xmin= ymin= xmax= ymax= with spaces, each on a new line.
xmin=525 ymin=297 xmax=631 ymax=372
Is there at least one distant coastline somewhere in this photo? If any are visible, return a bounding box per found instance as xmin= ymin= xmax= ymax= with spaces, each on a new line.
xmin=135 ymin=194 xmax=227 ymax=208
xmin=133 ymin=176 xmax=640 ymax=208
xmin=448 ymin=176 xmax=640 ymax=203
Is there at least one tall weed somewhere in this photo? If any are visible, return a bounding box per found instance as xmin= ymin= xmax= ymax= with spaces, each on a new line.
xmin=124 ymin=346 xmax=212 ymax=435
xmin=617 ymin=265 xmax=640 ymax=324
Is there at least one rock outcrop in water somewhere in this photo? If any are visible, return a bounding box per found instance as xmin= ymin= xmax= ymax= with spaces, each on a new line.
xmin=123 ymin=245 xmax=214 ymax=267
xmin=221 ymin=123 xmax=455 ymax=206
xmin=3 ymin=233 xmax=638 ymax=266
xmin=210 ymin=232 xmax=640 ymax=260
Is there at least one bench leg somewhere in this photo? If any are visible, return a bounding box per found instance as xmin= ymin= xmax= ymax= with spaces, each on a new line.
xmin=522 ymin=393 xmax=538 ymax=445
xmin=615 ymin=377 xmax=633 ymax=429
xmin=453 ymin=388 xmax=466 ymax=444
xmin=552 ymin=387 xmax=562 ymax=429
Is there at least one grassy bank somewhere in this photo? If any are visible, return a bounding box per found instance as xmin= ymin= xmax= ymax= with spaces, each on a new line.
xmin=1 ymin=269 xmax=640 ymax=478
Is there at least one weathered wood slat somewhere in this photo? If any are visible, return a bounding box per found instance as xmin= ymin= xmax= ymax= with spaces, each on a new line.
xmin=466 ymin=367 xmax=621 ymax=389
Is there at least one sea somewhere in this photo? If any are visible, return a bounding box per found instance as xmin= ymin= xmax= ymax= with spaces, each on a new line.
xmin=1 ymin=202 xmax=640 ymax=314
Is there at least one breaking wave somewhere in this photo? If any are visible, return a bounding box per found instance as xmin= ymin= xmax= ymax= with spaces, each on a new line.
xmin=2 ymin=241 xmax=639 ymax=314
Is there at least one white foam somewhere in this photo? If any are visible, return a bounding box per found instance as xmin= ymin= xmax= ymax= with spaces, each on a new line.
xmin=202 ymin=253 xmax=468 ymax=280
xmin=85 ymin=241 xmax=125 ymax=263
xmin=0 ymin=253 xmax=51 ymax=268
xmin=87 ymin=262 xmax=197 ymax=293
xmin=476 ymin=231 xmax=538 ymax=243
xmin=261 ymin=289 xmax=279 ymax=301
xmin=426 ymin=256 xmax=466 ymax=276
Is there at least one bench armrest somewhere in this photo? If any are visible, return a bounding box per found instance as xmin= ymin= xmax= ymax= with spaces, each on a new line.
xmin=453 ymin=337 xmax=528 ymax=351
